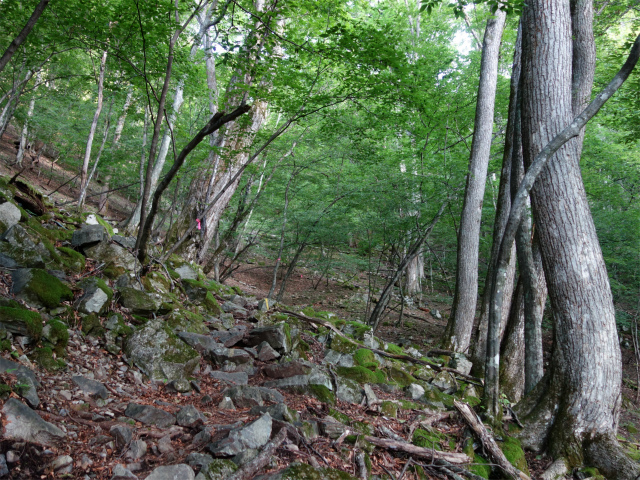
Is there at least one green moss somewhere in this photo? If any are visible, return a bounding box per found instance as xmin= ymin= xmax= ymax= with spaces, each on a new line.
xmin=93 ymin=215 xmax=114 ymax=236
xmin=385 ymin=343 xmax=403 ymax=355
xmin=308 ymin=384 xmax=336 ymax=405
xmin=302 ymin=306 xmax=316 ymax=317
xmin=471 ymin=454 xmax=491 ymax=478
xmin=625 ymin=423 xmax=639 ymax=434
xmin=23 ymin=269 xmax=73 ymax=308
xmin=0 ymin=298 xmax=21 ymax=309
xmin=0 ymin=339 xmax=10 ymax=351
xmin=30 ymin=346 xmax=66 ymax=371
xmin=464 ymin=395 xmax=481 ymax=407
xmin=46 ymin=318 xmax=69 ymax=355
xmin=297 ymin=339 xmax=310 ymax=352
xmin=330 ymin=334 xmax=358 ymax=354
xmin=412 ymin=428 xmax=447 ymax=451
xmin=386 ymin=367 xmax=416 ymax=387
xmin=353 ymin=348 xmax=377 ymax=367
xmin=0 ymin=383 xmax=11 ymax=398
xmin=500 ymin=437 xmax=529 ymax=475
xmin=280 ymin=463 xmax=358 ymax=480
xmin=95 ymin=278 xmax=114 ymax=301
xmin=103 ymin=265 xmax=125 ymax=279
xmin=57 ymin=246 xmax=86 ymax=273
xmin=82 ymin=314 xmax=104 ymax=337
xmin=204 ymin=292 xmax=221 ymax=315
xmin=0 ymin=306 xmax=42 ymax=339
xmin=380 ymin=401 xmax=398 ymax=417
xmin=329 ymin=408 xmax=350 ymax=425
xmin=336 ymin=366 xmax=385 ymax=384
xmin=349 ymin=321 xmax=372 ymax=339
xmin=399 ymin=399 xmax=424 ymax=410
xmin=202 ymin=459 xmax=238 ymax=479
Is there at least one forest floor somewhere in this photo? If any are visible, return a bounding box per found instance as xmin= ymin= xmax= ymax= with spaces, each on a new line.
xmin=1 ymin=127 xmax=640 ymax=478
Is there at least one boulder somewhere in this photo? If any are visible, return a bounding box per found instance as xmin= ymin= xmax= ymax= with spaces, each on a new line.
xmin=178 ymin=332 xmax=252 ymax=366
xmin=124 ymin=403 xmax=176 ymax=428
xmin=118 ymin=287 xmax=162 ymax=315
xmin=208 ymin=413 xmax=272 ymax=456
xmin=449 ymin=353 xmax=473 ymax=376
xmin=176 ymin=405 xmax=206 ymax=428
xmin=245 ymin=323 xmax=293 ymax=353
xmin=0 ymin=357 xmax=40 ymax=407
xmin=0 ymin=201 xmax=21 ymax=232
xmin=124 ymin=439 xmax=147 ymax=461
xmin=110 ymin=425 xmax=134 ymax=448
xmin=263 ymin=360 xmax=312 ymax=379
xmin=145 ymin=465 xmax=195 ymax=480
xmin=71 ymin=224 xmax=108 ymax=250
xmin=72 ymin=375 xmax=109 ymax=399
xmin=124 ymin=320 xmax=200 ymax=381
xmin=174 ymin=264 xmax=198 ymax=280
xmin=0 ymin=225 xmax=49 ymax=268
xmin=75 ymin=277 xmax=113 ymax=314
xmin=182 ymin=280 xmax=208 ymax=304
xmin=84 ymin=241 xmax=138 ymax=277
xmin=336 ymin=377 xmax=364 ymax=404
xmin=431 ymin=371 xmax=458 ymax=394
xmin=198 ymin=459 xmax=238 ymax=480
xmin=0 ymin=306 xmax=43 ymax=341
xmin=2 ymin=398 xmax=65 ymax=446
xmin=11 ymin=268 xmax=72 ymax=309
xmin=210 ymin=370 xmax=249 ymax=385
xmin=222 ymin=385 xmax=284 ymax=408
xmin=110 ymin=464 xmax=138 ymax=479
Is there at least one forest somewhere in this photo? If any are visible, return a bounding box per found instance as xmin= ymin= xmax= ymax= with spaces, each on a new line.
xmin=0 ymin=0 xmax=639 ymax=478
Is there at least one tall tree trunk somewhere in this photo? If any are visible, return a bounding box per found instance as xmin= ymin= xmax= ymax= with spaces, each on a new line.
xmin=15 ymin=74 xmax=41 ymax=166
xmin=442 ymin=9 xmax=506 ymax=352
xmin=79 ymin=50 xmax=108 ymax=203
xmin=405 ymin=254 xmax=424 ymax=296
xmin=470 ymin=24 xmax=523 ymax=373
xmin=0 ymin=66 xmax=34 ymax=139
xmin=498 ymin=277 xmax=525 ymax=402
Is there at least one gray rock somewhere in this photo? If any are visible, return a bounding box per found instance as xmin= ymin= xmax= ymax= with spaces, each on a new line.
xmin=178 ymin=332 xmax=252 ymax=366
xmin=222 ymin=386 xmax=284 ymax=408
xmin=124 ymin=320 xmax=200 ymax=381
xmin=112 ymin=235 xmax=136 ymax=250
xmin=363 ymin=384 xmax=378 ymax=406
xmin=232 ymin=449 xmax=258 ymax=466
xmin=210 ymin=370 xmax=248 ymax=385
xmin=0 ymin=202 xmax=21 ymax=231
xmin=186 ymin=453 xmax=214 ymax=469
xmin=336 ymin=377 xmax=364 ymax=404
xmin=407 ymin=383 xmax=425 ymax=401
xmin=221 ymin=302 xmax=247 ymax=315
xmin=2 ymin=398 xmax=65 ymax=446
xmin=449 ymin=353 xmax=473 ymax=376
xmin=209 ymin=413 xmax=272 ymax=456
xmin=0 ymin=454 xmax=8 ymax=477
xmin=72 ymin=375 xmax=109 ymax=399
xmin=263 ymin=360 xmax=311 ymax=379
xmin=166 ymin=379 xmax=191 ymax=393
xmin=0 ymin=225 xmax=48 ymax=268
xmin=200 ymin=459 xmax=238 ymax=479
xmin=145 ymin=464 xmax=195 ymax=480
xmin=112 ymin=464 xmax=138 ymax=479
xmin=78 ymin=453 xmax=93 ymax=470
xmin=249 ymin=403 xmax=298 ymax=423
xmin=209 ymin=329 xmax=245 ymax=348
xmin=72 ymin=224 xmax=108 ymax=249
xmin=85 ymin=241 xmax=138 ymax=273
xmin=263 ymin=367 xmax=332 ymax=392
xmin=119 ymin=287 xmax=162 ymax=315
xmin=110 ymin=425 xmax=134 ymax=448
xmin=245 ymin=323 xmax=291 ymax=353
xmin=125 ymin=403 xmax=176 ymax=428
xmin=257 ymin=299 xmax=270 ymax=312
xmin=431 ymin=371 xmax=458 ymax=394
xmin=0 ymin=358 xmax=40 ymax=407
xmin=257 ymin=342 xmax=280 ymax=362
xmin=431 ymin=309 xmax=442 ymax=320
xmin=124 ymin=440 xmax=147 ymax=461
xmin=76 ymin=278 xmax=112 ymax=314
xmin=218 ymin=397 xmax=236 ymax=410
xmin=111 ymin=464 xmax=138 ymax=480
xmin=174 ymin=265 xmax=198 ymax=280
xmin=192 ymin=429 xmax=212 ymax=447
xmin=157 ymin=435 xmax=174 ymax=454
xmin=183 ymin=281 xmax=208 ymax=304
xmin=177 ymin=405 xmax=206 ymax=428
xmin=0 ymin=252 xmax=18 ymax=268
xmin=50 ymin=455 xmax=73 ymax=471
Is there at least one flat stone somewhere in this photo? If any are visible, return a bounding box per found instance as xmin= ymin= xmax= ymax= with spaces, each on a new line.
xmin=85 ymin=241 xmax=138 ymax=273
xmin=222 ymin=386 xmax=284 ymax=408
xmin=263 ymin=361 xmax=311 ymax=379
xmin=210 ymin=329 xmax=245 ymax=348
xmin=210 ymin=370 xmax=248 ymax=385
xmin=336 ymin=377 xmax=363 ymax=404
xmin=124 ymin=403 xmax=176 ymax=428
xmin=110 ymin=425 xmax=134 ymax=448
xmin=145 ymin=464 xmax=195 ymax=480
xmin=72 ymin=375 xmax=109 ymax=399
xmin=186 ymin=453 xmax=214 ymax=469
xmin=2 ymin=398 xmax=65 ymax=446
xmin=178 ymin=332 xmax=252 ymax=365
xmin=157 ymin=435 xmax=174 ymax=454
xmin=0 ymin=202 xmax=21 ymax=231
xmin=245 ymin=324 xmax=290 ymax=352
xmin=72 ymin=224 xmax=107 ymax=249
xmin=249 ymin=403 xmax=298 ymax=423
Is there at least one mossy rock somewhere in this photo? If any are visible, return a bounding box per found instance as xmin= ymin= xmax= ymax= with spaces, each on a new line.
xmin=165 ymin=309 xmax=206 ymax=334
xmin=205 ymin=292 xmax=221 ymax=315
xmin=499 ymin=437 xmax=529 ymax=475
xmin=353 ymin=348 xmax=378 ymax=368
xmin=12 ymin=268 xmax=73 ymax=309
xmin=93 ymin=215 xmax=114 ymax=236
xmin=380 ymin=401 xmax=399 ymax=417
xmin=0 ymin=382 xmax=11 ymax=399
xmin=82 ymin=313 xmax=105 ymax=337
xmin=329 ymin=408 xmax=351 ymax=425
xmin=0 ymin=306 xmax=43 ymax=339
xmin=30 ymin=346 xmax=66 ymax=371
xmin=336 ymin=365 xmax=385 ymax=384
xmin=43 ymin=318 xmax=69 ymax=355
xmin=141 ymin=271 xmax=172 ymax=294
xmin=412 ymin=428 xmax=450 ymax=451
xmin=270 ymin=462 xmax=358 ymax=480
xmin=463 ymin=440 xmax=491 ymax=478
xmin=384 ymin=342 xmax=404 ymax=355
xmin=202 ymin=459 xmax=238 ymax=479
xmin=302 ymin=306 xmax=316 ymax=317
xmin=57 ymin=246 xmax=86 ymax=273
xmin=345 ymin=321 xmax=372 ymax=340
xmin=329 ymin=334 xmax=358 ymax=355
xmin=386 ymin=366 xmax=416 ymax=387
xmin=308 ymin=384 xmax=336 ymax=405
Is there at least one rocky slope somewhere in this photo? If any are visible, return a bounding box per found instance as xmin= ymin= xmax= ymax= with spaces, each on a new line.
xmin=0 ymin=174 xmax=596 ymax=480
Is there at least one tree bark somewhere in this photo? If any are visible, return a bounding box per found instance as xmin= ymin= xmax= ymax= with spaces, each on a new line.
xmin=79 ymin=50 xmax=108 ymax=203
xmin=0 ymin=0 xmax=50 ymax=75
xmin=443 ymin=10 xmax=506 ymax=352
xmin=15 ymin=74 xmax=41 ymax=166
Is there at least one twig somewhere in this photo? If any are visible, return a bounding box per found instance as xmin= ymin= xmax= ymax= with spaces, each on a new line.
xmin=363 ymin=435 xmax=470 ymax=464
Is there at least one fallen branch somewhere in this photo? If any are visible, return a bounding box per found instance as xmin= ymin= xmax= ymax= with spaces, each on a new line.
xmin=226 ymin=428 xmax=288 ymax=480
xmin=454 ymin=400 xmax=530 ymax=480
xmin=364 ymin=435 xmax=470 ymax=465
xmin=280 ymin=309 xmax=483 ymax=385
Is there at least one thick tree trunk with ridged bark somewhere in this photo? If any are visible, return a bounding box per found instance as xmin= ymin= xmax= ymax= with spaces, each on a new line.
xmin=442 ymin=9 xmax=506 ymax=352
xmin=513 ymin=0 xmax=638 ymax=475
